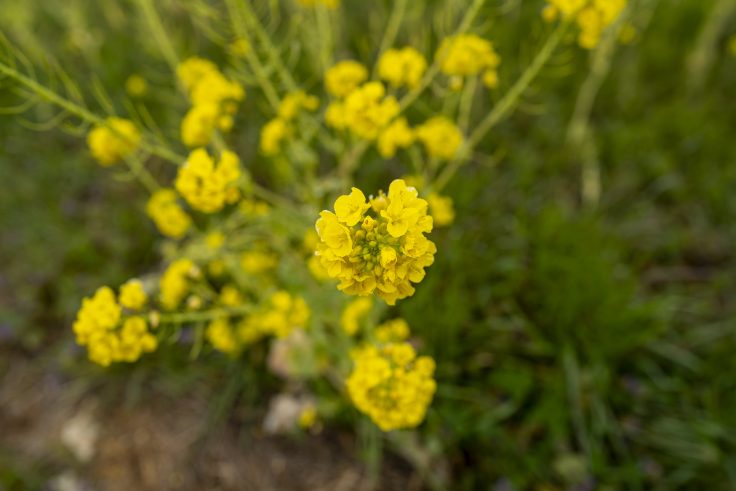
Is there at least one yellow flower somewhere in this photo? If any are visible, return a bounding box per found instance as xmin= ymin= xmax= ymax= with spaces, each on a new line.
xmin=180 ymin=103 xmax=219 ymax=147
xmin=377 ymin=117 xmax=415 ymax=158
xmin=346 ymin=342 xmax=436 ymax=431
xmin=315 ymin=179 xmax=436 ymax=305
xmin=325 ymin=60 xmax=368 ymax=98
xmin=415 ymin=117 xmax=463 ymax=160
xmin=240 ymin=250 xmax=278 ymax=274
xmin=333 ymin=82 xmax=399 ymax=140
xmin=341 ymin=297 xmax=373 ymax=335
xmin=278 ymin=90 xmax=320 ymax=121
xmin=375 ymin=318 xmax=410 ymax=343
xmin=334 ymin=187 xmax=371 ymax=226
xmin=427 ymin=193 xmax=455 ymax=227
xmin=250 ymin=291 xmax=311 ymax=340
xmin=177 ymin=57 xmax=218 ymax=92
xmin=206 ymin=231 xmax=225 ymax=250
xmin=437 ymin=34 xmax=500 ymax=78
xmin=219 ymin=284 xmax=243 ymax=307
xmin=189 ymin=70 xmax=245 ymax=108
xmin=72 ymin=286 xmax=157 ymax=366
xmin=260 ymin=118 xmax=291 ymax=156
xmin=87 ymin=117 xmax=141 ymax=166
xmin=206 ymin=317 xmax=241 ymax=356
xmin=239 ymin=199 xmax=271 ymax=217
xmin=160 ymin=258 xmax=197 ymax=310
xmin=125 ymin=74 xmax=148 ymax=97
xmin=145 ymin=189 xmax=192 ymax=239
xmin=730 ymin=35 xmax=736 ymax=57
xmin=377 ymin=47 xmax=427 ymax=89
xmin=228 ymin=38 xmax=250 ymax=57
xmin=119 ymin=279 xmax=147 ymax=311
xmin=298 ymin=406 xmax=317 ymax=429
xmin=545 ymin=0 xmax=627 ymax=49
xmin=175 ymin=149 xmax=241 ymax=213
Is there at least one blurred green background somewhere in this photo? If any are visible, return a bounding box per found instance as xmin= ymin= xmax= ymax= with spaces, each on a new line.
xmin=2 ymin=0 xmax=736 ymax=489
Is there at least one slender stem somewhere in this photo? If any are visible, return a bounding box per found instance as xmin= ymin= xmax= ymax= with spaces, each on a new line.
xmin=433 ymin=21 xmax=567 ymax=192
xmin=235 ymin=0 xmax=298 ymax=91
xmin=0 ymin=60 xmax=175 ymax=189
xmin=457 ymin=75 xmax=477 ymax=134
xmin=135 ymin=0 xmax=180 ymax=74
xmin=315 ymin=5 xmax=335 ymax=73
xmin=224 ymin=0 xmax=281 ymax=111
xmin=568 ymin=12 xmax=626 ymax=208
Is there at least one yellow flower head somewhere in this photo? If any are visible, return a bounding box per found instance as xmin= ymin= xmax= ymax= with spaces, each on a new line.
xmin=415 ymin=117 xmax=463 ymax=160
xmin=437 ymin=34 xmax=500 ymax=78
xmin=315 ymin=179 xmax=436 ymax=305
xmin=228 ymin=38 xmax=250 ymax=58
xmin=87 ymin=117 xmax=141 ymax=166
xmin=119 ymin=279 xmax=148 ymax=311
xmin=258 ymin=291 xmax=311 ymax=339
xmin=160 ymin=258 xmax=197 ymax=310
xmin=545 ymin=0 xmax=627 ymax=49
xmin=325 ymin=60 xmax=368 ymax=98
xmin=240 ymin=250 xmax=278 ymax=274
xmin=377 ymin=117 xmax=415 ymax=158
xmin=145 ymin=188 xmax=192 ymax=239
xmin=278 ymin=90 xmax=320 ymax=121
xmin=330 ymin=82 xmax=399 ymax=140
xmin=207 ymin=317 xmax=241 ymax=356
xmin=175 ymin=149 xmax=241 ymax=213
xmin=346 ymin=342 xmax=436 ymax=431
xmin=427 ymin=193 xmax=455 ymax=227
xmin=260 ymin=118 xmax=292 ymax=156
xmin=72 ymin=286 xmax=157 ymax=366
xmin=341 ymin=297 xmax=373 ymax=335
xmin=125 ymin=74 xmax=148 ymax=97
xmin=375 ymin=318 xmax=410 ymax=343
xmin=181 ymin=103 xmax=219 ymax=147
xmin=177 ymin=57 xmax=218 ymax=92
xmin=377 ymin=47 xmax=427 ymax=89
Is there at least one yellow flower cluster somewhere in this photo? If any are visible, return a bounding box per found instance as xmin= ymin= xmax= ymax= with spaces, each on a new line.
xmin=415 ymin=117 xmax=464 ymax=160
xmin=87 ymin=117 xmax=141 ymax=166
xmin=207 ymin=291 xmax=310 ymax=355
xmin=160 ymin=258 xmax=198 ymax=310
xmin=177 ymin=57 xmax=245 ymax=147
xmin=119 ymin=279 xmax=148 ymax=310
xmin=260 ymin=91 xmax=319 ymax=156
xmin=377 ymin=117 xmax=415 ymax=158
xmin=346 ymin=342 xmax=436 ymax=431
xmin=145 ymin=188 xmax=192 ymax=239
xmin=326 ymin=82 xmax=399 ymax=140
xmin=341 ymin=297 xmax=373 ymax=335
xmin=437 ymin=34 xmax=501 ymax=89
xmin=72 ymin=286 xmax=157 ymax=366
xmin=325 ymin=60 xmax=368 ymax=98
xmin=374 ymin=318 xmax=410 ymax=343
xmin=427 ymin=193 xmax=455 ymax=227
xmin=297 ymin=0 xmax=340 ymax=8
xmin=543 ymin=0 xmax=627 ymax=49
xmin=175 ymin=149 xmax=241 ymax=213
xmin=315 ymin=179 xmax=436 ymax=305
xmin=241 ymin=250 xmax=278 ymax=274
xmin=377 ymin=47 xmax=427 ymax=89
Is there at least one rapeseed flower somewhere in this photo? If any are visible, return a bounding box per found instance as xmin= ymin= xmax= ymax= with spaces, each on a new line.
xmin=326 ymin=82 xmax=399 ymax=140
xmin=436 ymin=34 xmax=501 ymax=89
xmin=145 ymin=189 xmax=192 ymax=239
xmin=325 ymin=60 xmax=368 ymax=98
xmin=427 ymin=193 xmax=455 ymax=227
xmin=377 ymin=47 xmax=427 ymax=89
xmin=160 ymin=258 xmax=198 ymax=310
xmin=374 ymin=318 xmax=410 ymax=343
xmin=87 ymin=117 xmax=140 ymax=166
xmin=175 ymin=149 xmax=241 ymax=213
xmin=415 ymin=117 xmax=463 ymax=160
xmin=341 ymin=297 xmax=373 ymax=335
xmin=544 ymin=0 xmax=627 ymax=49
xmin=346 ymin=342 xmax=436 ymax=431
xmin=315 ymin=179 xmax=436 ymax=305
xmin=377 ymin=117 xmax=414 ymax=158
xmin=119 ymin=279 xmax=148 ymax=311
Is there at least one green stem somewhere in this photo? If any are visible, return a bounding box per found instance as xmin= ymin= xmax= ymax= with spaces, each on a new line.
xmin=433 ymin=21 xmax=567 ymax=191
xmin=135 ymin=0 xmax=180 ymax=74
xmin=224 ymin=0 xmax=281 ymax=111
xmin=0 ymin=60 xmax=175 ymax=189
